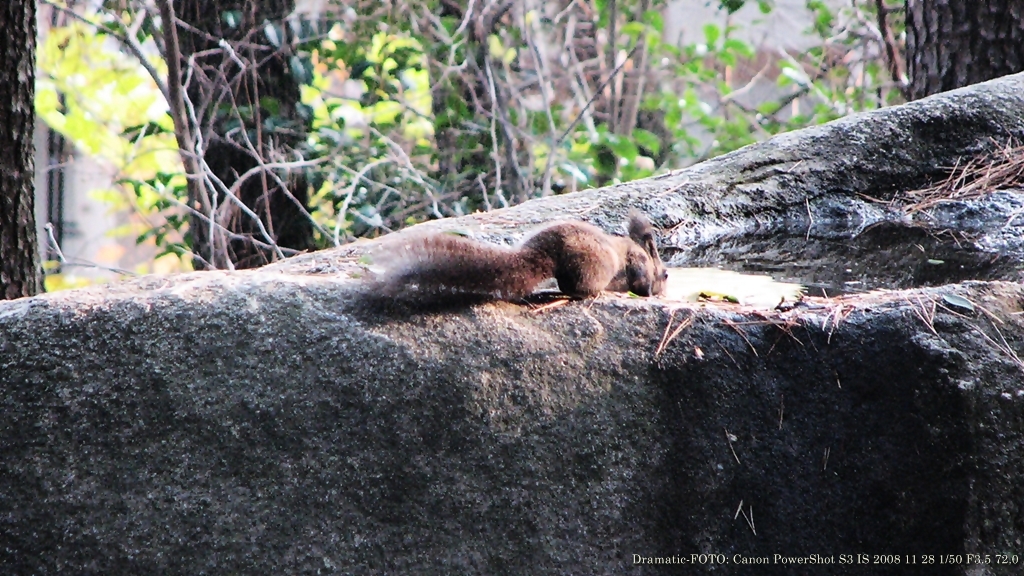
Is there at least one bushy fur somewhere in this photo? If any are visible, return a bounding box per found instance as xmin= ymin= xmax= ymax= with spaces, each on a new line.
xmin=371 ymin=214 xmax=666 ymax=301
xmin=374 ymin=232 xmax=553 ymax=299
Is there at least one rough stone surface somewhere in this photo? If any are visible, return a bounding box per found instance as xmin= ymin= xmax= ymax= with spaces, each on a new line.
xmin=3 ymin=75 xmax=1024 ymax=575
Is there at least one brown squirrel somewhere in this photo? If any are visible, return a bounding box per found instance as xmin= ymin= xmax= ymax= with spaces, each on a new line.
xmin=371 ymin=212 xmax=668 ymax=300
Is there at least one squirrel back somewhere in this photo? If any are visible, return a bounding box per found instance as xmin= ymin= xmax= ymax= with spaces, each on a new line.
xmin=371 ymin=213 xmax=667 ymax=301
xmin=374 ymin=232 xmax=554 ymax=300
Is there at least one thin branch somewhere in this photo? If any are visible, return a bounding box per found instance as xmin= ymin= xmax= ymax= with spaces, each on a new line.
xmin=156 ymin=0 xmax=220 ymax=267
xmin=619 ymin=24 xmax=649 ymax=138
xmin=874 ymin=0 xmax=909 ymax=99
xmin=524 ymin=13 xmax=558 ymax=196
xmin=482 ymin=57 xmax=527 ymax=203
xmin=606 ymin=0 xmax=618 ymax=134
xmin=334 ymin=159 xmax=391 ymax=245
xmin=200 ymin=163 xmax=286 ymax=260
xmin=540 ymin=42 xmax=641 ymax=188
xmin=148 ymin=179 xmax=298 ymax=257
xmin=43 ymin=223 xmax=138 ymax=276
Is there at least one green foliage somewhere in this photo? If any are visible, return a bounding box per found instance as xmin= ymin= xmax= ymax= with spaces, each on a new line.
xmin=297 ymin=24 xmax=438 ymax=243
xmin=37 ymin=0 xmax=905 ymax=261
xmin=36 ymin=22 xmax=177 ymax=172
xmin=36 ymin=17 xmax=191 ymax=270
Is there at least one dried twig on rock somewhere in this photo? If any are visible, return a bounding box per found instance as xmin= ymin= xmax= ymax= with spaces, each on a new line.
xmin=903 ymin=139 xmax=1024 ymax=214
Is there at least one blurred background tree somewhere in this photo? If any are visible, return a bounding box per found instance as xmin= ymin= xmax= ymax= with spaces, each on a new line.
xmin=0 ymin=0 xmax=41 ymax=300
xmin=20 ymin=0 xmax=1022 ymax=283
xmin=904 ymin=0 xmax=1024 ymax=100
xmin=170 ymin=0 xmax=314 ymax=269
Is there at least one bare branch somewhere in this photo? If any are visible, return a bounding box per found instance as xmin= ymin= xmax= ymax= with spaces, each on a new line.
xmin=874 ymin=0 xmax=909 ymax=99
xmin=540 ymin=41 xmax=642 ymax=190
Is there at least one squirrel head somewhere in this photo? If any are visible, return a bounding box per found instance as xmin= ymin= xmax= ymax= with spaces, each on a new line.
xmin=625 ymin=212 xmax=668 ymax=296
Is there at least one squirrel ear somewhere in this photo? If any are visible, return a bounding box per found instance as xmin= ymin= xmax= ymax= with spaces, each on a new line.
xmin=627 ymin=211 xmax=660 ymax=261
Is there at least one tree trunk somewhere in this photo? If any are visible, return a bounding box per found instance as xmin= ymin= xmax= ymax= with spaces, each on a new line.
xmin=0 ymin=0 xmax=41 ymax=299
xmin=905 ymin=0 xmax=1024 ymax=100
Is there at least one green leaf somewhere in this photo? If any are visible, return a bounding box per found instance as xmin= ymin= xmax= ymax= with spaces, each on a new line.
xmin=632 ymin=128 xmax=661 ymax=155
xmin=622 ymin=22 xmax=646 ymax=40
xmin=260 ymin=96 xmax=281 ymax=116
xmin=942 ymin=294 xmax=975 ymax=312
xmin=723 ymin=38 xmax=754 ymax=59
xmin=594 ymin=145 xmax=617 ymax=174
xmin=221 ymin=10 xmax=242 ymax=29
xmin=643 ymin=10 xmax=664 ymax=33
xmin=290 ymin=55 xmax=312 ymax=84
xmin=263 ymin=21 xmax=283 ymax=48
xmin=594 ymin=0 xmax=608 ymax=26
xmin=703 ymin=23 xmax=721 ymax=47
xmin=719 ymin=0 xmax=746 ymax=14
xmin=781 ymin=66 xmax=810 ymax=87
xmin=560 ymin=163 xmax=589 ymax=184
xmin=608 ymin=137 xmax=638 ymax=162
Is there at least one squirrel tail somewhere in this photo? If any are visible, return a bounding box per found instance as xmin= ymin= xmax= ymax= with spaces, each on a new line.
xmin=373 ymin=233 xmax=553 ymax=300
